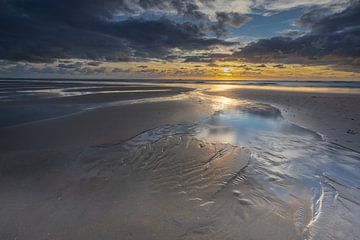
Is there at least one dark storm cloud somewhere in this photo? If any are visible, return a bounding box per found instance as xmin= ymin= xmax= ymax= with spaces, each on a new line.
xmin=163 ymin=0 xmax=205 ymax=19
xmin=0 ymin=0 xmax=232 ymax=62
xmin=183 ymin=53 xmax=233 ymax=63
xmin=210 ymin=12 xmax=251 ymax=37
xmin=295 ymin=2 xmax=358 ymax=33
xmin=235 ymin=0 xmax=360 ymax=68
xmin=113 ymin=18 xmax=231 ymax=57
xmin=0 ymin=2 xmax=132 ymax=63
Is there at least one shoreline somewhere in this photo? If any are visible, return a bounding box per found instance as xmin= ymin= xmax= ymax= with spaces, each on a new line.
xmin=2 ymin=85 xmax=359 ymax=152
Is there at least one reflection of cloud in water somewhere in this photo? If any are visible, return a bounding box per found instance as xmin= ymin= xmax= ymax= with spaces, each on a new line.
xmin=196 ymin=104 xmax=359 ymax=239
xmin=196 ymin=104 xmax=321 ymax=146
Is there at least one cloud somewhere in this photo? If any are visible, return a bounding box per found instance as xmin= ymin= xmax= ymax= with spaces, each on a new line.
xmin=0 ymin=0 xmax=358 ymax=78
xmin=183 ymin=53 xmax=233 ymax=63
xmin=0 ymin=60 xmax=16 ymax=66
xmin=256 ymin=0 xmax=350 ymax=11
xmin=297 ymin=1 xmax=359 ymax=34
xmin=137 ymin=65 xmax=148 ymax=69
xmin=0 ymin=0 xmax=233 ymax=63
xmin=273 ymin=64 xmax=286 ymax=68
xmin=112 ymin=18 xmax=233 ymax=57
xmin=235 ymin=0 xmax=360 ymax=69
xmin=87 ymin=61 xmax=102 ymax=66
xmin=79 ymin=67 xmax=107 ymax=75
xmin=278 ymin=29 xmax=306 ymax=38
xmin=210 ymin=12 xmax=251 ymax=36
xmin=257 ymin=64 xmax=267 ymax=67
xmin=57 ymin=62 xmax=83 ymax=69
xmin=112 ymin=68 xmax=131 ymax=73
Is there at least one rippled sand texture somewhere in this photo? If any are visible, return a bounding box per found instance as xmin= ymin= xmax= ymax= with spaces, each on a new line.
xmin=196 ymin=105 xmax=360 ymax=240
xmin=0 ymin=125 xmax=251 ymax=239
xmin=1 ymin=96 xmax=359 ymax=240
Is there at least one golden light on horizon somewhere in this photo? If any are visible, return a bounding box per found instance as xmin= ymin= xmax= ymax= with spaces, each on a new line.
xmin=223 ymin=67 xmax=232 ymax=73
xmin=38 ymin=59 xmax=360 ymax=81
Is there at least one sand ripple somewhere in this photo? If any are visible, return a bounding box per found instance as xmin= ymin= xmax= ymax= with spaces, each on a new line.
xmin=1 ymin=101 xmax=359 ymax=240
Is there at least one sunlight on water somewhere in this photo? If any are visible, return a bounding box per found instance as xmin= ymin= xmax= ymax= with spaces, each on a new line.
xmin=214 ymin=85 xmax=360 ymax=94
xmin=193 ymin=102 xmax=360 ymax=240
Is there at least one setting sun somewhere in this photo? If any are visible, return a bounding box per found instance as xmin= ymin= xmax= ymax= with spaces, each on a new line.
xmin=223 ymin=67 xmax=232 ymax=73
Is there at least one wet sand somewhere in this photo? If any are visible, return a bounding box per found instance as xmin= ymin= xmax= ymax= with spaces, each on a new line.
xmin=213 ymin=88 xmax=360 ymax=152
xmin=0 ymin=99 xmax=212 ymax=152
xmin=1 ymin=81 xmax=360 ymax=240
xmin=0 ymin=91 xmax=310 ymax=240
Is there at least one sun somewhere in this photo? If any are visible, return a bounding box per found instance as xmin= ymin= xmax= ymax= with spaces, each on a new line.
xmin=223 ymin=67 xmax=232 ymax=73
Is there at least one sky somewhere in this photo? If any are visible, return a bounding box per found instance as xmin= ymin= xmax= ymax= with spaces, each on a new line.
xmin=0 ymin=0 xmax=359 ymax=80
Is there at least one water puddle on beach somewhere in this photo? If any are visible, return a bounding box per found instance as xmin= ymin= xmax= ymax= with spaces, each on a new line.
xmin=2 ymin=93 xmax=359 ymax=240
xmin=193 ymin=104 xmax=360 ymax=239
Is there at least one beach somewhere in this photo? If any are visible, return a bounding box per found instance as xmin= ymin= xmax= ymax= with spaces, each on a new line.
xmin=0 ymin=80 xmax=359 ymax=240
xmin=2 ymin=0 xmax=360 ymax=238
xmin=213 ymin=87 xmax=360 ymax=152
